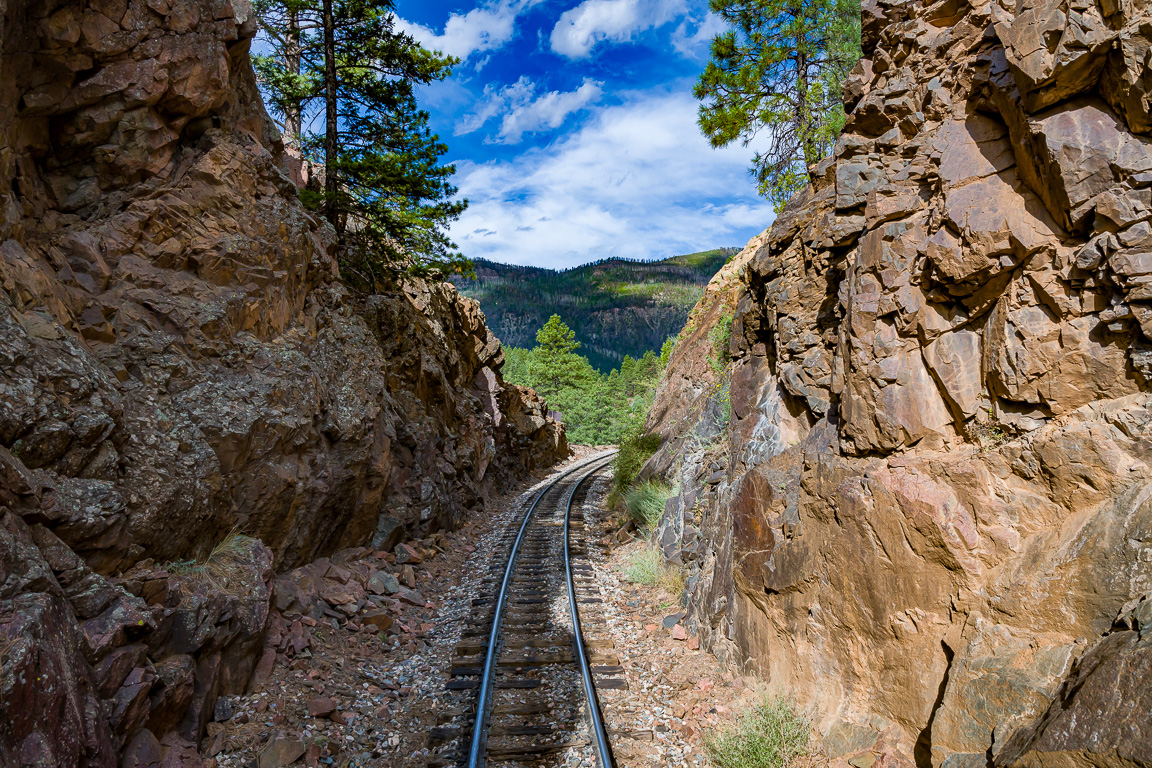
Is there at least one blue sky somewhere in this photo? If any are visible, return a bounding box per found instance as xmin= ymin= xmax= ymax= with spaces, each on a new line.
xmin=392 ymin=0 xmax=775 ymax=269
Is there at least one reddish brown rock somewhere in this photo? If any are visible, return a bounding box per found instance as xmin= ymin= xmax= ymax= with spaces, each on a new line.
xmin=245 ymin=648 xmax=277 ymax=694
xmin=305 ymin=697 xmax=337 ymax=718
xmin=121 ymin=729 xmax=164 ymax=768
xmin=0 ymin=0 xmax=568 ymax=765
xmin=360 ymin=611 xmax=394 ymax=632
xmin=995 ymin=623 xmax=1152 ymax=768
xmin=256 ymin=734 xmax=305 ymax=768
xmin=400 ymin=564 xmax=417 ymax=588
xmin=146 ymin=655 xmax=195 ymax=737
xmin=1 ymin=0 xmax=568 ymax=576
xmin=394 ymin=543 xmax=423 ymax=565
xmin=319 ymin=579 xmax=360 ymax=607
xmin=645 ymin=2 xmax=1152 ymax=766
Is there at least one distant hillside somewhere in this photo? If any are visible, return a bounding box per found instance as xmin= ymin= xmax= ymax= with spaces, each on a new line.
xmin=453 ymin=249 xmax=737 ymax=373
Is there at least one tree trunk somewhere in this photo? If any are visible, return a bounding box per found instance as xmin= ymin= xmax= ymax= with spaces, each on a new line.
xmin=284 ymin=6 xmax=302 ymax=144
xmin=323 ymin=0 xmax=338 ymax=231
xmin=796 ymin=45 xmax=812 ymax=167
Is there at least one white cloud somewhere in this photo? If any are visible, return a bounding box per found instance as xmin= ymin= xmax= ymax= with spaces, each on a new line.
xmin=395 ymin=1 xmax=537 ymax=61
xmin=670 ymin=11 xmax=725 ymax=58
xmin=449 ymin=89 xmax=775 ymax=268
xmin=550 ymin=0 xmax=688 ymax=58
xmin=499 ymin=80 xmax=603 ymax=143
xmin=456 ymin=77 xmax=603 ymax=144
xmin=456 ymin=77 xmax=535 ymax=136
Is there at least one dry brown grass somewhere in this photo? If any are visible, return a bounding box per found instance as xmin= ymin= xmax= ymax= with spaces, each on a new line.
xmin=166 ymin=530 xmax=257 ymax=593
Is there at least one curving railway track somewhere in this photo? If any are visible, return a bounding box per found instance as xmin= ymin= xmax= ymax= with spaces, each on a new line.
xmin=429 ymin=452 xmax=622 ymax=768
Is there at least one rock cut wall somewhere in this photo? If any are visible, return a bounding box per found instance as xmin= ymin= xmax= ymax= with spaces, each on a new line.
xmin=0 ymin=0 xmax=567 ymax=763
xmin=649 ymin=1 xmax=1152 ymax=767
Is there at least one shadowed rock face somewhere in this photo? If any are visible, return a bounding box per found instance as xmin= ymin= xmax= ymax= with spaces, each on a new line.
xmin=0 ymin=0 xmax=567 ymax=762
xmin=647 ymin=1 xmax=1152 ymax=767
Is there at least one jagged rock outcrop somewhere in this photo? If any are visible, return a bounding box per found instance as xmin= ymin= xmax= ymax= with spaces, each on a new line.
xmin=648 ymin=1 xmax=1152 ymax=767
xmin=0 ymin=0 xmax=566 ymax=763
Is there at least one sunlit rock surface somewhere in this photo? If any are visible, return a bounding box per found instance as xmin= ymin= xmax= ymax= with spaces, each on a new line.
xmin=648 ymin=1 xmax=1152 ymax=766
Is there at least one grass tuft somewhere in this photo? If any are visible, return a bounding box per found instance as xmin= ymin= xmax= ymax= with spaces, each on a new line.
xmin=623 ymin=545 xmax=686 ymax=595
xmin=623 ymin=480 xmax=672 ymax=531
xmin=705 ymin=695 xmax=812 ymax=768
xmin=166 ymin=530 xmax=257 ymax=592
xmin=624 ymin=546 xmax=662 ymax=585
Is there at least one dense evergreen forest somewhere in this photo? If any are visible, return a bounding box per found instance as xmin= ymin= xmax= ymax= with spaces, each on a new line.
xmin=453 ymin=249 xmax=735 ymax=372
xmin=500 ymin=316 xmax=671 ymax=449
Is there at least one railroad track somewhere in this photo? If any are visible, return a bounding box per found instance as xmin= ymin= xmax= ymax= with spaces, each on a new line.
xmin=429 ymin=453 xmax=622 ymax=768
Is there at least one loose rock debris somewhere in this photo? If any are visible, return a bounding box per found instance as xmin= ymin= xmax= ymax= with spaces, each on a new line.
xmin=205 ymin=447 xmax=750 ymax=767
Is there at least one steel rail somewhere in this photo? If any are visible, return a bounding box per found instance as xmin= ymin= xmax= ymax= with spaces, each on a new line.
xmin=564 ymin=455 xmax=618 ymax=768
xmin=466 ymin=451 xmax=616 ymax=768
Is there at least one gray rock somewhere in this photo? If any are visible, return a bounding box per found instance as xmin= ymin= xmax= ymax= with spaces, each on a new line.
xmin=368 ymin=571 xmax=400 ymax=596
xmin=394 ymin=586 xmax=424 ymax=606
xmin=212 ymin=696 xmax=233 ymax=722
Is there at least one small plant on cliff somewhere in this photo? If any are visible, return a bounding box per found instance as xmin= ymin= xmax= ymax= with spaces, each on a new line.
xmin=166 ymin=532 xmax=257 ymax=593
xmin=969 ymin=413 xmax=1009 ymax=453
xmin=623 ymin=480 xmax=673 ymax=531
xmin=709 ymin=310 xmax=735 ymax=374
xmin=706 ymin=695 xmax=812 ymax=768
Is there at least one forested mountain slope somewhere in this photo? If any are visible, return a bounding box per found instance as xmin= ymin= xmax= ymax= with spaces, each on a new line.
xmin=453 ymin=250 xmax=736 ymax=372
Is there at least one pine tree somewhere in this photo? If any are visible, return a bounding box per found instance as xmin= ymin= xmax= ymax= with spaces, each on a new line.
xmin=251 ymin=0 xmax=315 ymax=146
xmin=528 ymin=315 xmax=594 ymax=401
xmin=252 ymin=0 xmax=469 ymax=284
xmin=496 ymin=316 xmax=671 ymax=445
xmin=694 ymin=0 xmax=861 ymax=210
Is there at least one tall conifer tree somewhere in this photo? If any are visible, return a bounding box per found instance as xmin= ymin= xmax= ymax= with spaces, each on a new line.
xmin=252 ymin=0 xmax=469 ymax=284
xmin=694 ymin=0 xmax=861 ymax=210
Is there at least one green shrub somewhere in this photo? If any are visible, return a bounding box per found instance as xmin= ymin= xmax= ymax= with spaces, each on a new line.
xmin=709 ymin=310 xmax=735 ymax=374
xmin=624 ymin=480 xmax=672 ymax=530
xmin=660 ymin=333 xmax=679 ymax=368
xmin=705 ymin=696 xmax=811 ymax=768
xmin=611 ymin=428 xmax=661 ymax=503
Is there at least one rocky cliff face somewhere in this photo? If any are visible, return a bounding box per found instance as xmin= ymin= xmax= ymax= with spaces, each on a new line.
xmin=0 ymin=0 xmax=566 ymax=763
xmin=649 ymin=1 xmax=1152 ymax=766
